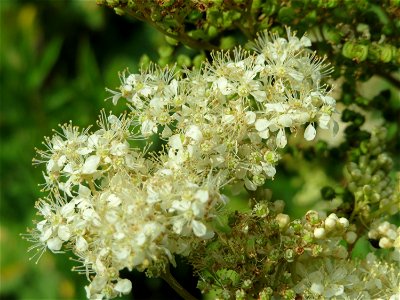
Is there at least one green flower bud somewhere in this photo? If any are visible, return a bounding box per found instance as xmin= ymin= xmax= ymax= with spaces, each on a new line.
xmin=322 ymin=24 xmax=341 ymax=44
xmin=139 ymin=54 xmax=151 ymax=69
xmin=187 ymin=29 xmax=207 ymax=40
xmin=283 ymin=289 xmax=296 ymax=300
xmin=304 ymin=10 xmax=317 ymax=24
xmin=379 ymin=44 xmax=395 ymax=63
xmin=157 ymin=56 xmax=171 ymax=67
xmin=165 ymin=36 xmax=179 ymax=46
xmin=220 ymin=36 xmax=236 ymax=49
xmin=261 ymin=1 xmax=278 ymax=16
xmin=284 ymin=249 xmax=294 ymax=262
xmin=222 ymin=11 xmax=241 ymax=28
xmin=207 ymin=25 xmax=218 ymax=38
xmin=158 ymin=45 xmax=174 ymax=58
xmin=188 ymin=10 xmax=202 ymax=21
xmin=236 ymin=289 xmax=246 ymax=300
xmin=342 ymin=41 xmax=369 ymax=62
xmin=114 ymin=7 xmax=125 ymax=15
xmin=176 ymin=54 xmax=191 ymax=67
xmin=193 ymin=53 xmax=206 ymax=69
xmin=321 ymin=186 xmax=336 ymax=200
xmin=258 ymin=287 xmax=273 ymax=300
xmin=207 ymin=9 xmax=222 ymax=25
xmin=278 ymin=7 xmax=295 ymax=23
xmin=106 ymin=0 xmax=119 ymax=5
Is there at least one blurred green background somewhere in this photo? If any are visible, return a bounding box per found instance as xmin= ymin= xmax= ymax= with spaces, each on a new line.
xmin=0 ymin=1 xmax=203 ymax=299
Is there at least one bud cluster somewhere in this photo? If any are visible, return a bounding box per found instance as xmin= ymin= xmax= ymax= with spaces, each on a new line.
xmin=190 ymin=200 xmax=363 ymax=299
xmin=345 ymin=127 xmax=400 ymax=223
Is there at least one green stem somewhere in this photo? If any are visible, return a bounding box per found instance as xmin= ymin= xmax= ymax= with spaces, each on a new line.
xmin=160 ymin=265 xmax=199 ymax=300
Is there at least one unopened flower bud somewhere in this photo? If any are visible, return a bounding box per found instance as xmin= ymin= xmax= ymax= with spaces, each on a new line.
xmin=276 ymin=213 xmax=290 ymax=230
xmin=338 ymin=217 xmax=349 ymax=229
xmin=345 ymin=231 xmax=357 ymax=244
xmin=325 ymin=217 xmax=337 ymax=231
xmin=379 ymin=237 xmax=393 ymax=249
xmin=314 ymin=227 xmax=326 ymax=239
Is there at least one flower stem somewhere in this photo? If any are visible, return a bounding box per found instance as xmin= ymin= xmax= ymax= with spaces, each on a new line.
xmin=160 ymin=265 xmax=198 ymax=300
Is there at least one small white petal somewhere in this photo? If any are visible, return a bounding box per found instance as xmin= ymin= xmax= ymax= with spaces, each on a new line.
xmin=47 ymin=237 xmax=63 ymax=252
xmin=162 ymin=125 xmax=172 ymax=138
xmin=310 ymin=283 xmax=324 ymax=295
xmin=58 ymin=225 xmax=71 ymax=241
xmin=194 ymin=190 xmax=209 ymax=203
xmin=107 ymin=193 xmax=121 ymax=207
xmin=251 ymin=90 xmax=267 ymax=102
xmin=332 ymin=119 xmax=339 ymax=135
xmin=278 ymin=115 xmax=293 ymax=127
xmin=169 ymin=134 xmax=183 ymax=150
xmin=276 ymin=129 xmax=287 ymax=148
xmin=114 ymin=279 xmax=132 ymax=294
xmin=259 ymin=129 xmax=270 ymax=139
xmin=192 ymin=220 xmax=207 ymax=237
xmin=255 ymin=119 xmax=270 ymax=131
xmin=76 ymin=236 xmax=88 ymax=252
xmin=186 ymin=125 xmax=203 ymax=141
xmin=318 ymin=114 xmax=330 ymax=129
xmin=304 ymin=124 xmax=316 ymax=141
xmin=244 ymin=111 xmax=256 ymax=124
xmin=222 ymin=115 xmax=235 ymax=124
xmin=81 ymin=155 xmax=100 ymax=174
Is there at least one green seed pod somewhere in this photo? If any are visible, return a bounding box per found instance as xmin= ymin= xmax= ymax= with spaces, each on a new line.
xmin=342 ymin=41 xmax=369 ymax=62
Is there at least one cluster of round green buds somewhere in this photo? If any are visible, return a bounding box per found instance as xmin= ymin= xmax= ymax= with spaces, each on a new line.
xmin=345 ymin=127 xmax=400 ymax=222
xmin=342 ymin=40 xmax=399 ymax=64
xmin=368 ymin=220 xmax=400 ymax=249
xmin=190 ymin=200 xmax=360 ymax=299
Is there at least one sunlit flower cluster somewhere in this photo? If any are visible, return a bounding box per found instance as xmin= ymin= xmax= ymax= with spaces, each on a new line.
xmin=109 ymin=28 xmax=337 ymax=191
xmin=294 ymin=253 xmax=400 ymax=300
xmin=27 ymin=29 xmax=342 ymax=299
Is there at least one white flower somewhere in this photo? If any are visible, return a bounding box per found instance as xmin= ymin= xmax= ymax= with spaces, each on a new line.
xmin=114 ymin=279 xmax=132 ymax=295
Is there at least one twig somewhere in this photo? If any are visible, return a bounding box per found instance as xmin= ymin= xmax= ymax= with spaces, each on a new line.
xmin=160 ymin=265 xmax=199 ymax=300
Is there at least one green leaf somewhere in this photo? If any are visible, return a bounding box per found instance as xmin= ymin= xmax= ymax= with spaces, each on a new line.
xmin=27 ymin=37 xmax=63 ymax=90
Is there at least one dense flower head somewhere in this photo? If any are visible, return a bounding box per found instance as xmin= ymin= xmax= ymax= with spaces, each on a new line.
xmin=28 ymin=29 xmax=340 ymax=299
xmin=109 ymin=28 xmax=337 ymax=191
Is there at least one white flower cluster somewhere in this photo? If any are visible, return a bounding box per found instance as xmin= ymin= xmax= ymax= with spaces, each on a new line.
xmin=29 ymin=113 xmax=225 ymax=299
xmin=109 ymin=28 xmax=337 ymax=191
xmin=368 ymin=220 xmax=400 ymax=250
xmin=294 ymin=254 xmax=400 ymax=299
xmin=28 ymin=29 xmax=337 ymax=299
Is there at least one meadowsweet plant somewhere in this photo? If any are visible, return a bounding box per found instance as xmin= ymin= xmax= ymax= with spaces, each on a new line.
xmin=26 ymin=1 xmax=400 ymax=299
